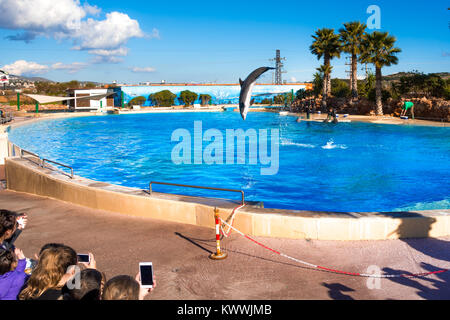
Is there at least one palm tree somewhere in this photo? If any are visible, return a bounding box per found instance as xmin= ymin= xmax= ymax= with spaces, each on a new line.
xmin=312 ymin=72 xmax=324 ymax=99
xmin=310 ymin=28 xmax=342 ymax=108
xmin=316 ymin=64 xmax=333 ymax=101
xmin=360 ymin=31 xmax=401 ymax=115
xmin=339 ymin=21 xmax=367 ymax=100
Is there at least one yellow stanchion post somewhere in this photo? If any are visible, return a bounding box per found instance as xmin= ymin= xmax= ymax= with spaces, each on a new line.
xmin=209 ymin=207 xmax=228 ymax=260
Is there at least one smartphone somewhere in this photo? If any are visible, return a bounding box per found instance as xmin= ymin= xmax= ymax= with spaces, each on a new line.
xmin=139 ymin=262 xmax=154 ymax=289
xmin=77 ymin=254 xmax=90 ymax=263
xmin=16 ymin=217 xmax=25 ymax=229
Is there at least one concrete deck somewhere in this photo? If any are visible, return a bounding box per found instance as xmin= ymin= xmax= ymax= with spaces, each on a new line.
xmin=1 ymin=189 xmax=449 ymax=300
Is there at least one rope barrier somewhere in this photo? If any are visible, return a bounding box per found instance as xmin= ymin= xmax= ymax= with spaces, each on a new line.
xmin=220 ymin=204 xmax=246 ymax=238
xmin=219 ymin=218 xmax=449 ymax=279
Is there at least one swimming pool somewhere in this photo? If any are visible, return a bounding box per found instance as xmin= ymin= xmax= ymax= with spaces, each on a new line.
xmin=8 ymin=112 xmax=450 ymax=212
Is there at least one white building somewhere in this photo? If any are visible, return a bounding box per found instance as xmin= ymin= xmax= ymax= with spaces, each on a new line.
xmin=67 ymin=88 xmax=115 ymax=112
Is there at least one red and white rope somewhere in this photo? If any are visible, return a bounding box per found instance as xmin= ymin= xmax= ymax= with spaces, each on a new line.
xmin=220 ymin=204 xmax=246 ymax=238
xmin=219 ymin=218 xmax=449 ymax=279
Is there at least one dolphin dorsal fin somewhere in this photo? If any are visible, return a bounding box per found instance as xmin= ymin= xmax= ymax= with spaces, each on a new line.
xmin=239 ymin=78 xmax=244 ymax=87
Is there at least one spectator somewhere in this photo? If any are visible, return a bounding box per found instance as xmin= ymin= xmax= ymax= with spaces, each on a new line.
xmin=102 ymin=273 xmax=155 ymax=300
xmin=0 ymin=248 xmax=29 ymax=300
xmin=63 ymin=268 xmax=106 ymax=301
xmin=0 ymin=210 xmax=28 ymax=252
xmin=19 ymin=245 xmax=78 ymax=300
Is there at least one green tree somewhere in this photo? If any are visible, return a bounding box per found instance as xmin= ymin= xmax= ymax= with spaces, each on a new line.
xmin=368 ymin=88 xmax=391 ymax=103
xmin=149 ymin=90 xmax=177 ymax=107
xmin=331 ymin=79 xmax=351 ymax=98
xmin=358 ymin=71 xmax=375 ymax=98
xmin=273 ymin=94 xmax=285 ymax=105
xmin=84 ymin=82 xmax=97 ymax=89
xmin=317 ymin=64 xmax=333 ymax=100
xmin=312 ymin=72 xmax=324 ymax=98
xmin=310 ymin=28 xmax=342 ymax=107
xmin=360 ymin=31 xmax=401 ymax=115
xmin=199 ymin=94 xmax=212 ymax=106
xmin=179 ymin=90 xmax=198 ymax=107
xmin=296 ymin=89 xmax=306 ymax=100
xmin=128 ymin=96 xmax=147 ymax=107
xmin=339 ymin=21 xmax=367 ymax=99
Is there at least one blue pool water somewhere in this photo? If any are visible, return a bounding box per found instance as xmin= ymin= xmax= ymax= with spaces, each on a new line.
xmin=8 ymin=112 xmax=450 ymax=212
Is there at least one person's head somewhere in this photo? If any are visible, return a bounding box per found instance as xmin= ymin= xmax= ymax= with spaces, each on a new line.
xmin=0 ymin=249 xmax=17 ymax=275
xmin=19 ymin=245 xmax=77 ymax=300
xmin=64 ymin=269 xmax=106 ymax=301
xmin=0 ymin=210 xmax=18 ymax=241
xmin=39 ymin=243 xmax=66 ymax=256
xmin=102 ymin=275 xmax=140 ymax=300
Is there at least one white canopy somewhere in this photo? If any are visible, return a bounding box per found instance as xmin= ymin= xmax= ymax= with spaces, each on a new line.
xmin=23 ymin=93 xmax=115 ymax=104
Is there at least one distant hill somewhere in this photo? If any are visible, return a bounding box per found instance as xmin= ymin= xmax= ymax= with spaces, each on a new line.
xmin=383 ymin=72 xmax=450 ymax=81
xmin=334 ymin=72 xmax=450 ymax=83
xmin=8 ymin=74 xmax=54 ymax=83
xmin=8 ymin=74 xmax=103 ymax=86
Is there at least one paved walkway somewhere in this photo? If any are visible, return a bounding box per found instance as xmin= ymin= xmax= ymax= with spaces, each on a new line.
xmin=1 ymin=190 xmax=449 ymax=300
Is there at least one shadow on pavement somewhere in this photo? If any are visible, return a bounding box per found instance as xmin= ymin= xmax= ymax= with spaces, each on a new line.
xmin=322 ymin=283 xmax=355 ymax=300
xmin=383 ymin=264 xmax=450 ymax=300
xmin=382 ymin=212 xmax=450 ymax=299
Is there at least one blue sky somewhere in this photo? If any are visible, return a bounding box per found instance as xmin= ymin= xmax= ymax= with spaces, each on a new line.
xmin=0 ymin=0 xmax=448 ymax=83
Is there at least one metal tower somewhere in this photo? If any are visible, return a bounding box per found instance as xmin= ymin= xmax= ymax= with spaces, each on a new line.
xmin=270 ymin=50 xmax=286 ymax=84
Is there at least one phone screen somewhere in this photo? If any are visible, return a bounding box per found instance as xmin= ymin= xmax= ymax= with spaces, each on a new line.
xmin=77 ymin=254 xmax=90 ymax=263
xmin=140 ymin=264 xmax=154 ymax=286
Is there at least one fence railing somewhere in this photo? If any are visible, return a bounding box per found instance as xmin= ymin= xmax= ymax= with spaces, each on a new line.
xmin=9 ymin=141 xmax=74 ymax=179
xmin=42 ymin=158 xmax=74 ymax=179
xmin=149 ymin=181 xmax=245 ymax=205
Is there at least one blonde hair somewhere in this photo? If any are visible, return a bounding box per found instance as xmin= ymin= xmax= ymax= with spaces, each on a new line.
xmin=102 ymin=275 xmax=140 ymax=300
xmin=19 ymin=246 xmax=77 ymax=300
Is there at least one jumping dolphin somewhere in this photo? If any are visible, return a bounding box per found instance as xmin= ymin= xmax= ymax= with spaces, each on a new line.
xmin=239 ymin=67 xmax=275 ymax=120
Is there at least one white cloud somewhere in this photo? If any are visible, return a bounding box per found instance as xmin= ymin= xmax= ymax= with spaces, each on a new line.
xmin=0 ymin=0 xmax=147 ymax=62
xmin=2 ymin=60 xmax=49 ymax=76
xmin=131 ymin=67 xmax=156 ymax=73
xmin=74 ymin=12 xmax=144 ymax=50
xmin=290 ymin=77 xmax=297 ymax=82
xmin=2 ymin=60 xmax=91 ymax=75
xmin=51 ymin=62 xmax=87 ymax=73
xmin=88 ymin=47 xmax=129 ymax=57
xmin=150 ymin=28 xmax=160 ymax=40
xmin=91 ymin=56 xmax=124 ymax=64
xmin=0 ymin=0 xmax=86 ymax=32
xmin=83 ymin=3 xmax=101 ymax=16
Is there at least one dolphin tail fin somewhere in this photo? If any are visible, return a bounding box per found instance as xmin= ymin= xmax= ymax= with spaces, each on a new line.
xmin=239 ymin=78 xmax=244 ymax=87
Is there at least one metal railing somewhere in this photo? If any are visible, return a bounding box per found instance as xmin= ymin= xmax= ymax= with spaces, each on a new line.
xmin=42 ymin=158 xmax=74 ymax=179
xmin=149 ymin=181 xmax=245 ymax=205
xmin=20 ymin=149 xmax=42 ymax=166
xmin=14 ymin=143 xmax=74 ymax=179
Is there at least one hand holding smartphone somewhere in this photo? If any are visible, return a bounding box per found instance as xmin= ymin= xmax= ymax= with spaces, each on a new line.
xmin=139 ymin=262 xmax=154 ymax=289
xmin=16 ymin=214 xmax=27 ymax=230
xmin=77 ymin=254 xmax=91 ymax=264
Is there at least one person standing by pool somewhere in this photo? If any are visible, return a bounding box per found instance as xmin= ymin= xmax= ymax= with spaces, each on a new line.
xmin=324 ymin=108 xmax=338 ymax=123
xmin=306 ymin=104 xmax=311 ymax=120
xmin=401 ymin=100 xmax=414 ymax=119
